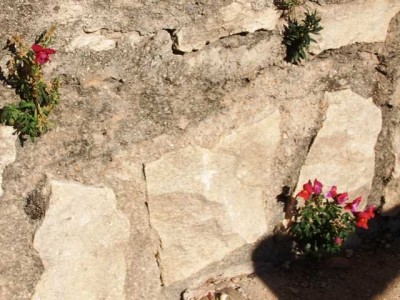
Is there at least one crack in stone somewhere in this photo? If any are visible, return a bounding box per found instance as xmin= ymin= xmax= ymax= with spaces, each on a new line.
xmin=142 ymin=162 xmax=165 ymax=286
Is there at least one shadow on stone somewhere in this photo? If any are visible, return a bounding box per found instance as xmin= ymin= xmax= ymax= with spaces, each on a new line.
xmin=251 ymin=205 xmax=400 ymax=299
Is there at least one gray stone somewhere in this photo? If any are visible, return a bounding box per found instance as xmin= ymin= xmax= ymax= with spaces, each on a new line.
xmin=32 ymin=180 xmax=130 ymax=300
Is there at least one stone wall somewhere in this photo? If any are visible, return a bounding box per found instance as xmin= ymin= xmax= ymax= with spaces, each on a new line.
xmin=0 ymin=0 xmax=399 ymax=299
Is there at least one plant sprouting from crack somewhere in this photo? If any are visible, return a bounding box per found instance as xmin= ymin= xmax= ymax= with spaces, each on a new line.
xmin=283 ymin=10 xmax=323 ymax=64
xmin=274 ymin=0 xmax=305 ymax=14
xmin=0 ymin=26 xmax=60 ymax=143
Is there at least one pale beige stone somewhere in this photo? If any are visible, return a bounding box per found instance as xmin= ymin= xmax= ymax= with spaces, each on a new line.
xmin=310 ymin=0 xmax=400 ymax=54
xmin=0 ymin=126 xmax=16 ymax=197
xmin=68 ymin=33 xmax=117 ymax=52
xmin=146 ymin=108 xmax=281 ymax=285
xmin=175 ymin=2 xmax=279 ymax=52
xmin=32 ymin=180 xmax=130 ymax=300
xmin=297 ymin=90 xmax=382 ymax=202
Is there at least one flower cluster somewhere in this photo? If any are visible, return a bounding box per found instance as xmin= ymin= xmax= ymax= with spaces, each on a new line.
xmin=289 ymin=179 xmax=375 ymax=255
xmin=0 ymin=26 xmax=59 ymax=143
xmin=297 ymin=180 xmax=375 ymax=229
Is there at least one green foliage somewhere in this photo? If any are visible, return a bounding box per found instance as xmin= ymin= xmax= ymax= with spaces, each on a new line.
xmin=0 ymin=26 xmax=59 ymax=143
xmin=274 ymin=0 xmax=305 ymax=12
xmin=283 ymin=10 xmax=323 ymax=64
xmin=290 ymin=195 xmax=355 ymax=255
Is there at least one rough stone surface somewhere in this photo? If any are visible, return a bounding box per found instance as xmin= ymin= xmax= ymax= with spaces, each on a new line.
xmin=175 ymin=2 xmax=279 ymax=52
xmin=67 ymin=32 xmax=117 ymax=52
xmin=311 ymin=0 xmax=400 ymax=54
xmin=32 ymin=180 xmax=130 ymax=300
xmin=296 ymin=90 xmax=382 ymax=202
xmin=0 ymin=0 xmax=399 ymax=299
xmin=146 ymin=107 xmax=281 ymax=285
xmin=384 ymin=125 xmax=400 ymax=215
xmin=0 ymin=126 xmax=16 ymax=197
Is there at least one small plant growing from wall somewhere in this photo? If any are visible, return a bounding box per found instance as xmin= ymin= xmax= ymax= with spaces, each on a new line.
xmin=274 ymin=0 xmax=305 ymax=14
xmin=289 ymin=179 xmax=375 ymax=256
xmin=0 ymin=26 xmax=60 ymax=143
xmin=283 ymin=10 xmax=323 ymax=64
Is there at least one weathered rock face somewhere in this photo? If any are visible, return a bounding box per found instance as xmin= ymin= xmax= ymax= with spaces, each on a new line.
xmin=67 ymin=32 xmax=117 ymax=52
xmin=311 ymin=0 xmax=400 ymax=54
xmin=384 ymin=125 xmax=400 ymax=215
xmin=296 ymin=90 xmax=382 ymax=202
xmin=0 ymin=1 xmax=399 ymax=299
xmin=0 ymin=126 xmax=16 ymax=197
xmin=146 ymin=108 xmax=281 ymax=285
xmin=175 ymin=2 xmax=279 ymax=52
xmin=32 ymin=180 xmax=130 ymax=300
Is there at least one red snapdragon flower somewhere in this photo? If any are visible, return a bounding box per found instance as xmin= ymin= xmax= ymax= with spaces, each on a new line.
xmin=297 ymin=179 xmax=322 ymax=200
xmin=32 ymin=44 xmax=56 ymax=64
xmin=356 ymin=212 xmax=370 ymax=229
xmin=326 ymin=186 xmax=337 ymax=198
xmin=344 ymin=196 xmax=362 ymax=212
xmin=355 ymin=205 xmax=375 ymax=229
xmin=297 ymin=181 xmax=313 ymax=200
xmin=364 ymin=205 xmax=375 ymax=218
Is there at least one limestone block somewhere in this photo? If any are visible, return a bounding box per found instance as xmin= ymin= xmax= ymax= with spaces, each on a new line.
xmin=297 ymin=90 xmax=382 ymax=202
xmin=146 ymin=109 xmax=281 ymax=285
xmin=32 ymin=180 xmax=130 ymax=300
xmin=175 ymin=2 xmax=279 ymax=52
xmin=0 ymin=126 xmax=17 ymax=197
xmin=311 ymin=0 xmax=400 ymax=54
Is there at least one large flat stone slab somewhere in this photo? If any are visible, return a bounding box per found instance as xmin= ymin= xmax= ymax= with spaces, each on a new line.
xmin=0 ymin=126 xmax=16 ymax=197
xmin=146 ymin=108 xmax=281 ymax=285
xmin=311 ymin=0 xmax=400 ymax=54
xmin=175 ymin=2 xmax=279 ymax=52
xmin=32 ymin=180 xmax=130 ymax=300
xmin=297 ymin=90 xmax=382 ymax=201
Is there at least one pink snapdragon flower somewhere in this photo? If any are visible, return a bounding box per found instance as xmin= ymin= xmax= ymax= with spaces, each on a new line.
xmin=336 ymin=192 xmax=348 ymax=205
xmin=334 ymin=237 xmax=343 ymax=246
xmin=313 ymin=179 xmax=323 ymax=195
xmin=326 ymin=186 xmax=337 ymax=198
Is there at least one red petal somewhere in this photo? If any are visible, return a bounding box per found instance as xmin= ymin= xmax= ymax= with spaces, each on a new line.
xmin=364 ymin=205 xmax=375 ymax=218
xmin=32 ymin=44 xmax=44 ymax=53
xmin=297 ymin=189 xmax=311 ymax=201
xmin=337 ymin=192 xmax=348 ymax=204
xmin=313 ymin=179 xmax=323 ymax=194
xmin=304 ymin=182 xmax=313 ymax=194
xmin=44 ymin=48 xmax=56 ymax=54
xmin=356 ymin=217 xmax=369 ymax=229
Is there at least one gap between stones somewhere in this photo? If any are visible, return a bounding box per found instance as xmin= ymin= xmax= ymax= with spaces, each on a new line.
xmin=142 ymin=162 xmax=165 ymax=286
